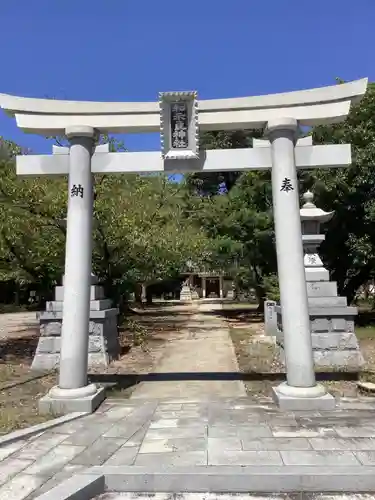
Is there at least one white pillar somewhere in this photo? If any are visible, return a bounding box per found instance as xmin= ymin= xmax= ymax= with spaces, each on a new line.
xmin=219 ymin=276 xmax=224 ymax=298
xmin=58 ymin=126 xmax=95 ymax=390
xmin=40 ymin=126 xmax=105 ymax=413
xmin=202 ymin=277 xmax=206 ymax=298
xmin=268 ymin=118 xmax=330 ymax=406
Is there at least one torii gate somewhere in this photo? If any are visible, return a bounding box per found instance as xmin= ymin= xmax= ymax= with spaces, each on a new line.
xmin=0 ymin=78 xmax=368 ymax=412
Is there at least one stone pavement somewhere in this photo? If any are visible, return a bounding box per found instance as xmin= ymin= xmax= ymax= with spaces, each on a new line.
xmin=130 ymin=303 xmax=246 ymax=399
xmin=1 ymin=396 xmax=375 ymax=498
xmin=95 ymin=494 xmax=375 ymax=500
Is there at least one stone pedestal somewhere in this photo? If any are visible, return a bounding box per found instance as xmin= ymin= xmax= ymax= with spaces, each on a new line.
xmin=32 ymin=279 xmax=120 ymax=371
xmin=276 ymin=287 xmax=364 ymax=369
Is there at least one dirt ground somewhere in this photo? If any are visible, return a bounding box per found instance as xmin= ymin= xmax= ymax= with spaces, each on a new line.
xmin=1 ymin=303 xmax=375 ymax=434
xmin=0 ymin=322 xmax=57 ymax=435
xmin=225 ymin=305 xmax=375 ymax=399
xmin=0 ymin=306 xmax=195 ymax=433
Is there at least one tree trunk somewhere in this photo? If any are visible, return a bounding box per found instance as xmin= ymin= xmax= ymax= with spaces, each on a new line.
xmin=338 ymin=265 xmax=372 ymax=305
xmin=255 ymin=285 xmax=266 ymax=313
xmin=146 ymin=287 xmax=153 ymax=305
xmin=134 ymin=283 xmax=144 ymax=308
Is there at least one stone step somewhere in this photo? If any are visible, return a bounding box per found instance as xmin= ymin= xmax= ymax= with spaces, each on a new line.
xmin=46 ymin=299 xmax=112 ymax=312
xmin=308 ymin=296 xmax=347 ymax=307
xmin=55 ymin=285 xmax=105 ymax=301
xmin=39 ymin=308 xmax=118 ymax=320
xmin=307 ymin=281 xmax=338 ymax=297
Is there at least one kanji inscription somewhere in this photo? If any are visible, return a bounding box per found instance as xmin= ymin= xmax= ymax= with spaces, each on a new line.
xmin=170 ymin=101 xmax=189 ymax=149
xmin=280 ymin=177 xmax=294 ymax=192
xmin=71 ymin=184 xmax=84 ymax=198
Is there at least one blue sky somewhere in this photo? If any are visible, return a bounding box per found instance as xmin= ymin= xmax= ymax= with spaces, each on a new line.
xmin=0 ymin=0 xmax=373 ymax=154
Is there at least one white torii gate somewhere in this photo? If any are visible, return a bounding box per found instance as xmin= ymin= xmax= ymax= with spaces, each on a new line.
xmin=0 ymin=78 xmax=368 ymax=412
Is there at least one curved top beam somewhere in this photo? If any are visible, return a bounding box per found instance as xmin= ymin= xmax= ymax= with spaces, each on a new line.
xmin=0 ymin=78 xmax=368 ymax=116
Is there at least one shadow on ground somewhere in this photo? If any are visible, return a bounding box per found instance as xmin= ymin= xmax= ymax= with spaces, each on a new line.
xmin=0 ymin=331 xmax=39 ymax=363
xmin=89 ymin=370 xmax=359 ymax=395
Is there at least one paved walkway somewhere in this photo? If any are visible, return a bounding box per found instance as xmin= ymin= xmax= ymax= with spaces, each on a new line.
xmin=130 ymin=304 xmax=246 ymax=399
xmin=1 ymin=397 xmax=375 ymax=498
xmin=1 ymin=305 xmax=375 ymax=497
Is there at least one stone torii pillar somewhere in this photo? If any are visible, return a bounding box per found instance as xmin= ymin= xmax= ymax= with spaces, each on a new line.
xmin=40 ymin=126 xmax=105 ymax=413
xmin=267 ymin=118 xmax=333 ymax=409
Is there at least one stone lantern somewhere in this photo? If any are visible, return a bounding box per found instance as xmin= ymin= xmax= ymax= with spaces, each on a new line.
xmin=300 ymin=190 xmax=334 ymax=283
xmin=31 ymin=217 xmax=120 ymax=372
xmin=299 ymin=190 xmax=364 ymax=369
xmin=275 ymin=190 xmax=364 ymax=370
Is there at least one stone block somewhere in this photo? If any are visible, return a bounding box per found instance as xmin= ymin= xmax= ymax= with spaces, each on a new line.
xmin=39 ymin=308 xmax=118 ymax=320
xmin=308 ymin=296 xmax=347 ymax=307
xmin=313 ymin=349 xmax=365 ymax=369
xmin=38 ymin=386 xmax=106 ymax=414
xmin=41 ymin=321 xmax=61 ymax=336
xmin=55 ymin=285 xmax=105 ymax=301
xmin=264 ymin=300 xmax=277 ymax=336
xmin=305 ymin=268 xmax=330 ymax=282
xmin=272 ymin=387 xmax=336 ymax=411
xmin=347 ymin=320 xmax=355 ymax=332
xmin=311 ymin=318 xmax=330 ymax=332
xmin=31 ymin=353 xmax=60 ymax=371
xmin=311 ymin=332 xmax=359 ymax=350
xmin=33 ymin=311 xmax=119 ymax=371
xmin=332 ymin=317 xmax=347 ymax=331
xmin=46 ymin=299 xmax=112 ymax=312
xmin=62 ymin=274 xmax=98 ymax=285
xmin=36 ymin=337 xmax=60 ymax=353
xmin=307 ymin=281 xmax=338 ymax=297
xmin=309 ymin=306 xmax=358 ymax=317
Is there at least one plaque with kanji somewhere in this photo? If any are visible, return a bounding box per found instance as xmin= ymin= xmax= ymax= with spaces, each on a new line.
xmin=159 ymin=91 xmax=199 ymax=160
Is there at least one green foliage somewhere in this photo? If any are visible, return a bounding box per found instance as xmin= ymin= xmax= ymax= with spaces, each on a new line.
xmin=0 ymin=138 xmax=209 ymax=307
xmin=0 ymin=141 xmax=66 ymax=294
xmin=2 ymin=80 xmax=375 ymax=310
xmin=186 ymin=129 xmax=262 ymax=196
xmin=187 ymin=166 xmax=276 ymax=303
xmin=262 ymin=274 xmax=280 ymax=302
xmin=306 ymin=82 xmax=375 ymax=302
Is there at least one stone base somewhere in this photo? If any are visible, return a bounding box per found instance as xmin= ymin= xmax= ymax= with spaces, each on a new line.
xmin=276 ymin=294 xmax=364 ymax=370
xmin=313 ymin=349 xmax=365 ymax=368
xmin=278 ymin=346 xmax=365 ymax=370
xmin=32 ymin=310 xmax=120 ymax=371
xmin=39 ymin=384 xmax=105 ymax=414
xmin=272 ymin=384 xmax=336 ymax=411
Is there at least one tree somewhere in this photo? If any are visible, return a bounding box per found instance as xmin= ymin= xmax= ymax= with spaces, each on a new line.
xmin=186 ymin=129 xmax=262 ymax=196
xmin=305 ymin=82 xmax=375 ymax=303
xmin=187 ymin=168 xmax=277 ymax=307
xmin=92 ymin=173 xmax=209 ymax=308
xmin=0 ymin=137 xmax=209 ymax=309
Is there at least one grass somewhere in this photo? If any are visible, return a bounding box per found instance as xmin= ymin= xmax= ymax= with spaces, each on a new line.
xmin=355 ymin=325 xmax=375 ymax=340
